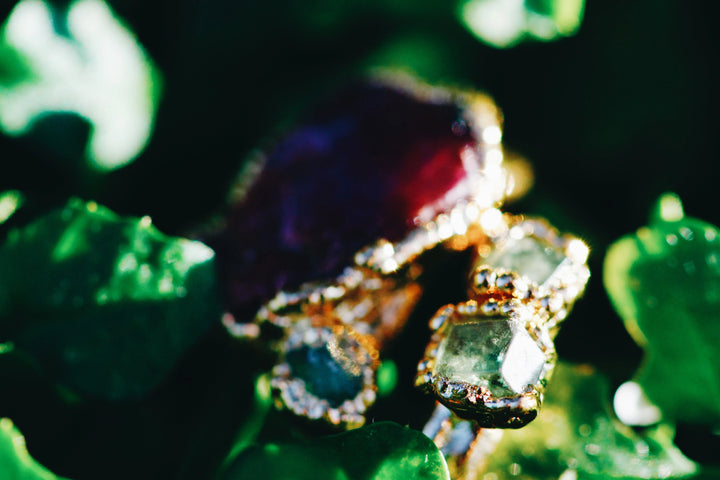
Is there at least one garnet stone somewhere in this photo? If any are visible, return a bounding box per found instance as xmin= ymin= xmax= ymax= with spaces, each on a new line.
xmin=211 ymin=78 xmax=497 ymax=321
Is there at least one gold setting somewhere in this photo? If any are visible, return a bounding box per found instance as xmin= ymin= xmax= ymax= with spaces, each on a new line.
xmin=415 ymin=298 xmax=556 ymax=428
xmin=271 ymin=319 xmax=379 ymax=428
xmin=244 ymin=266 xmax=418 ymax=427
xmin=473 ymin=216 xmax=590 ymax=330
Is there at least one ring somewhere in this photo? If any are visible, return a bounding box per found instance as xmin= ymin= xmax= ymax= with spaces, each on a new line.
xmin=415 ymin=217 xmax=589 ymax=428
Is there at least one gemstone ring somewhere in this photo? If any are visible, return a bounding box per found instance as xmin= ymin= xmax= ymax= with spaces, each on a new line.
xmin=415 ymin=217 xmax=589 ymax=428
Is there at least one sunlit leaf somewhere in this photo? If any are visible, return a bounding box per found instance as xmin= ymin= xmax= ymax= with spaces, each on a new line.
xmin=0 ymin=190 xmax=24 ymax=225
xmin=479 ymin=363 xmax=697 ymax=480
xmin=0 ymin=417 xmax=70 ymax=480
xmin=220 ymin=422 xmax=450 ymax=480
xmin=0 ymin=0 xmax=161 ymax=171
xmin=458 ymin=0 xmax=585 ymax=48
xmin=604 ymin=193 xmax=720 ymax=425
xmin=0 ymin=198 xmax=221 ymax=400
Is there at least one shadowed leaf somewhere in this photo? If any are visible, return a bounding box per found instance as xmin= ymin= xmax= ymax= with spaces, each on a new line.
xmin=0 ymin=198 xmax=221 ymax=400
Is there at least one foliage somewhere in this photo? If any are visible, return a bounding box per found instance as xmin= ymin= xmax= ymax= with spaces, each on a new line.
xmin=605 ymin=194 xmax=720 ymax=425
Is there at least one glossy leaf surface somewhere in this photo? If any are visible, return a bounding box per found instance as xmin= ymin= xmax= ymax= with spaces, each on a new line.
xmin=604 ymin=194 xmax=720 ymax=424
xmin=0 ymin=418 xmax=70 ymax=480
xmin=458 ymin=0 xmax=585 ymax=48
xmin=221 ymin=422 xmax=450 ymax=480
xmin=0 ymin=198 xmax=221 ymax=400
xmin=0 ymin=0 xmax=161 ymax=171
xmin=0 ymin=190 xmax=23 ymax=225
xmin=480 ymin=363 xmax=697 ymax=480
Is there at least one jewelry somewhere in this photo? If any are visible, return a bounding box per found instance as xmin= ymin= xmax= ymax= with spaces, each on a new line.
xmin=216 ymin=74 xmax=507 ymax=427
xmin=237 ymin=266 xmax=421 ymax=428
xmin=415 ymin=217 xmax=589 ymax=428
xmin=214 ymin=73 xmax=589 ymax=431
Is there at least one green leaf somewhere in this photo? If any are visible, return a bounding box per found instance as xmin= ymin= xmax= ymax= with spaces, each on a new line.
xmin=220 ymin=422 xmax=450 ymax=480
xmin=480 ymin=363 xmax=697 ymax=480
xmin=604 ymin=193 xmax=720 ymax=424
xmin=0 ymin=0 xmax=161 ymax=171
xmin=0 ymin=198 xmax=221 ymax=400
xmin=0 ymin=190 xmax=24 ymax=225
xmin=0 ymin=417 xmax=70 ymax=480
xmin=458 ymin=0 xmax=585 ymax=49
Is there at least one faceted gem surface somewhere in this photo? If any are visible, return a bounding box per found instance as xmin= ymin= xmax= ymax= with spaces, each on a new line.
xmin=433 ymin=316 xmax=545 ymax=397
xmin=210 ymin=80 xmax=490 ymax=320
xmin=484 ymin=236 xmax=565 ymax=285
xmin=286 ymin=344 xmax=364 ymax=407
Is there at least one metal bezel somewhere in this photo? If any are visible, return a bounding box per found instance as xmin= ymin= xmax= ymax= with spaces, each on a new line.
xmin=271 ymin=318 xmax=379 ymax=428
xmin=472 ymin=216 xmax=590 ymax=328
xmin=415 ymin=299 xmax=556 ymax=428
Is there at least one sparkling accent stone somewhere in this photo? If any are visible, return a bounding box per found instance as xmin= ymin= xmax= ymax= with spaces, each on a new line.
xmin=484 ymin=236 xmax=565 ymax=285
xmin=209 ymin=80 xmax=495 ymax=320
xmin=433 ymin=315 xmax=546 ymax=397
xmin=286 ymin=343 xmax=364 ymax=408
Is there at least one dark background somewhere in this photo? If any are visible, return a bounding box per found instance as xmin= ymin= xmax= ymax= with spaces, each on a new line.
xmin=1 ymin=0 xmax=718 ymax=478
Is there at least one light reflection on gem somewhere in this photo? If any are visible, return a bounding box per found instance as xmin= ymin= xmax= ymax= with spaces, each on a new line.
xmin=485 ymin=236 xmax=565 ymax=285
xmin=434 ymin=316 xmax=546 ymax=397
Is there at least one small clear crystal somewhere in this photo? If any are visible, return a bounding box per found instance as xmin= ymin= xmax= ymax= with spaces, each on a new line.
xmin=433 ymin=314 xmax=546 ymax=397
xmin=484 ymin=236 xmax=566 ymax=285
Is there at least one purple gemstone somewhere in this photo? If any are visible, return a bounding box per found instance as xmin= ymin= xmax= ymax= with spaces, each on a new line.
xmin=212 ymin=79 xmax=493 ymax=321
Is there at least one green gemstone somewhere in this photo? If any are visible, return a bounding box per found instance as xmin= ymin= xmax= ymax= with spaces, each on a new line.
xmin=484 ymin=236 xmax=565 ymax=285
xmin=433 ymin=315 xmax=546 ymax=397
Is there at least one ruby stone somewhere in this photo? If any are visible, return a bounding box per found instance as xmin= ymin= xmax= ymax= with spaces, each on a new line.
xmin=212 ymin=80 xmax=485 ymax=321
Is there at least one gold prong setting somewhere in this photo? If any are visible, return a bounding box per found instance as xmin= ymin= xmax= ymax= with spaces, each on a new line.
xmin=475 ymin=217 xmax=590 ymax=327
xmin=416 ymin=299 xmax=556 ymax=428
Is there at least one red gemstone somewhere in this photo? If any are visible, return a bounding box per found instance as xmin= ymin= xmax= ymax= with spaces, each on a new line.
xmin=212 ymin=78 xmax=495 ymax=321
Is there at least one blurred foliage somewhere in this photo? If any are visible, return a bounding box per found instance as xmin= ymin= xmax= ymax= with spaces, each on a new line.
xmin=220 ymin=422 xmax=450 ymax=480
xmin=604 ymin=194 xmax=720 ymax=426
xmin=0 ymin=0 xmax=719 ymax=479
xmin=0 ymin=418 xmax=70 ymax=480
xmin=458 ymin=0 xmax=585 ymax=48
xmin=0 ymin=189 xmax=23 ymax=224
xmin=482 ymin=363 xmax=697 ymax=480
xmin=0 ymin=0 xmax=161 ymax=172
xmin=0 ymin=197 xmax=220 ymax=400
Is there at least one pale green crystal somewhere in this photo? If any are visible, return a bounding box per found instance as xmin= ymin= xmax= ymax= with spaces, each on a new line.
xmin=484 ymin=236 xmax=565 ymax=285
xmin=434 ymin=316 xmax=545 ymax=396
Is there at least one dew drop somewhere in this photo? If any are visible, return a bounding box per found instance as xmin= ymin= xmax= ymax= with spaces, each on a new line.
xmin=683 ymin=261 xmax=696 ymax=275
xmin=635 ymin=440 xmax=650 ymax=457
xmin=584 ymin=444 xmax=600 ymax=455
xmin=665 ymin=234 xmax=678 ymax=246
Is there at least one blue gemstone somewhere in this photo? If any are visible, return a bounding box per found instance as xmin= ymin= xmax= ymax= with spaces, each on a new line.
xmin=286 ymin=345 xmax=364 ymax=407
